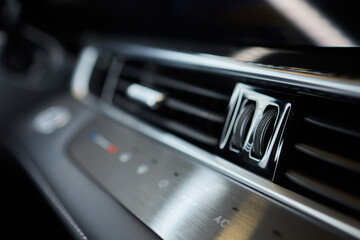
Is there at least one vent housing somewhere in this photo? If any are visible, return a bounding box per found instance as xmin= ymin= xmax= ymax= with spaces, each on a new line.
xmin=82 ymin=45 xmax=360 ymax=224
xmin=278 ymin=97 xmax=360 ymax=217
xmin=112 ymin=60 xmax=234 ymax=150
xmin=89 ymin=51 xmax=113 ymax=97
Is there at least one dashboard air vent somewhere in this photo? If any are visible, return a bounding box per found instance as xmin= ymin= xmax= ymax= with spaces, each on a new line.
xmin=112 ymin=60 xmax=233 ymax=149
xmin=89 ymin=51 xmax=113 ymax=97
xmin=281 ymin=98 xmax=360 ymax=216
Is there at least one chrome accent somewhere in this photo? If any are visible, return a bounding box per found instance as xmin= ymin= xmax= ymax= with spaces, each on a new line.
xmin=33 ymin=106 xmax=71 ymax=135
xmin=71 ymin=44 xmax=360 ymax=239
xmin=126 ymin=84 xmax=165 ymax=108
xmin=258 ymin=103 xmax=290 ymax=168
xmin=71 ymin=46 xmax=99 ymax=99
xmin=220 ymin=84 xmax=290 ymax=168
xmin=111 ymin=43 xmax=360 ymax=98
xmin=273 ymin=104 xmax=292 ymax=166
xmin=220 ymin=84 xmax=243 ymax=149
xmin=101 ymin=57 xmax=124 ymax=103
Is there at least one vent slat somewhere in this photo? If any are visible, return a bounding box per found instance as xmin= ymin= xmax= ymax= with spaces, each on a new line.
xmin=121 ymin=65 xmax=142 ymax=79
xmin=279 ymin=97 xmax=360 ymax=218
xmin=113 ymin=95 xmax=218 ymax=146
xmin=165 ymin=120 xmax=218 ymax=146
xmin=148 ymin=73 xmax=230 ymax=101
xmin=122 ymin=66 xmax=230 ymax=101
xmin=286 ymin=170 xmax=360 ymax=212
xmin=117 ymin=81 xmax=226 ymax=123
xmin=305 ymin=116 xmax=360 ymax=138
xmin=165 ymin=98 xmax=225 ymax=123
xmin=111 ymin=60 xmax=232 ymax=148
xmin=295 ymin=143 xmax=360 ymax=173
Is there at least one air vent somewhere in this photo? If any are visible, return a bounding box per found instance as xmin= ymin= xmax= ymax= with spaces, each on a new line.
xmin=280 ymin=98 xmax=360 ymax=216
xmin=89 ymin=51 xmax=113 ymax=97
xmin=112 ymin=60 xmax=233 ymax=150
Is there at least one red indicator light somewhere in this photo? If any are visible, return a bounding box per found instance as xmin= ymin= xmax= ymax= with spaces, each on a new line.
xmin=107 ymin=144 xmax=118 ymax=154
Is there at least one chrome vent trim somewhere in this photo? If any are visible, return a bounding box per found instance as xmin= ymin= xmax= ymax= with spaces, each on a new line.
xmin=71 ymin=46 xmax=99 ymax=100
xmin=219 ymin=83 xmax=291 ymax=169
xmin=108 ymin=42 xmax=360 ymax=99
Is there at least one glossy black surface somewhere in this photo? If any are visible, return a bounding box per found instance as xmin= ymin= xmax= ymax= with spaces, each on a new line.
xmin=22 ymin=0 xmax=360 ymax=47
xmin=95 ymin=38 xmax=360 ymax=80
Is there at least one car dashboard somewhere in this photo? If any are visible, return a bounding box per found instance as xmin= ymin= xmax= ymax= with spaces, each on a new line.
xmin=1 ymin=1 xmax=360 ymax=239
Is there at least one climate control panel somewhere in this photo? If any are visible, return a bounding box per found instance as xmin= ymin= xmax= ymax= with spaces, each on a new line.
xmin=69 ymin=117 xmax=345 ymax=240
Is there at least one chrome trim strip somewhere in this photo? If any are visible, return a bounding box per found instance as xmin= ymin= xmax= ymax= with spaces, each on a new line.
xmin=273 ymin=104 xmax=292 ymax=166
xmin=71 ymin=44 xmax=360 ymax=239
xmin=71 ymin=46 xmax=99 ymax=100
xmin=101 ymin=58 xmax=124 ymax=103
xmin=220 ymin=84 xmax=291 ymax=169
xmin=110 ymin=43 xmax=360 ymax=99
xmin=220 ymin=84 xmax=243 ymax=149
xmin=258 ymin=103 xmax=291 ymax=168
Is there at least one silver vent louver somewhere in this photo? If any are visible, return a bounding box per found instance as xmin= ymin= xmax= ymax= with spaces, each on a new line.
xmin=111 ymin=60 xmax=233 ymax=148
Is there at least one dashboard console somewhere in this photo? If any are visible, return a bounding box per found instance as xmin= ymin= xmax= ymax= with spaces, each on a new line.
xmin=8 ymin=39 xmax=360 ymax=239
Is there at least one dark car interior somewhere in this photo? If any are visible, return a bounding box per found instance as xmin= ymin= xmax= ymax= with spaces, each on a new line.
xmin=1 ymin=0 xmax=360 ymax=239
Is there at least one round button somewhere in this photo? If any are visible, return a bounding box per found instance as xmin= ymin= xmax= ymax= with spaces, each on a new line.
xmin=119 ymin=152 xmax=132 ymax=163
xmin=33 ymin=106 xmax=71 ymax=134
xmin=158 ymin=179 xmax=169 ymax=188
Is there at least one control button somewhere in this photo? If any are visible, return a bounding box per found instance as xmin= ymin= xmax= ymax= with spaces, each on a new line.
xmin=137 ymin=164 xmax=149 ymax=175
xmin=33 ymin=106 xmax=71 ymax=134
xmin=89 ymin=131 xmax=118 ymax=154
xmin=107 ymin=144 xmax=118 ymax=154
xmin=158 ymin=179 xmax=169 ymax=188
xmin=181 ymin=195 xmax=198 ymax=206
xmin=119 ymin=152 xmax=131 ymax=163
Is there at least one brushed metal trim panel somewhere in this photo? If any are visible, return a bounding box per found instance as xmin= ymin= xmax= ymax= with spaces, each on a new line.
xmin=70 ymin=118 xmax=350 ymax=240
